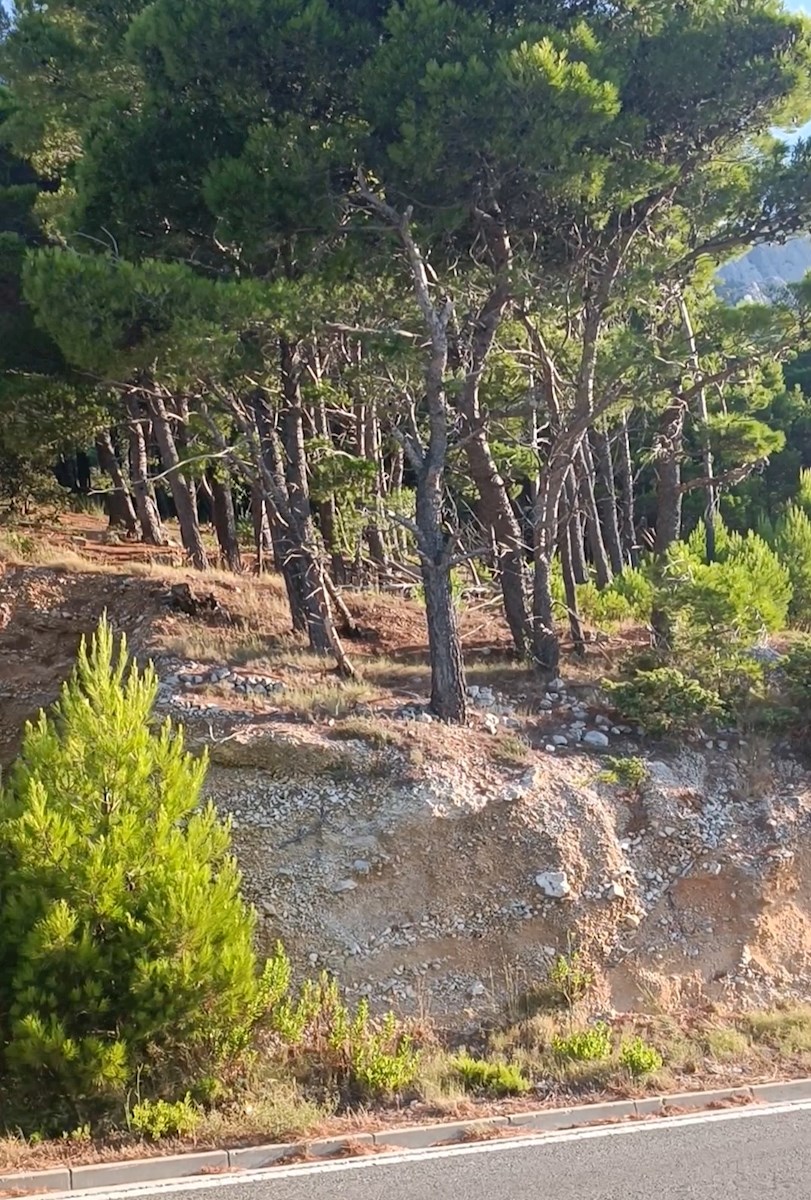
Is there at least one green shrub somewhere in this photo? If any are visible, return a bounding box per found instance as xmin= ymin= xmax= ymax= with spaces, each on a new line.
xmin=775 ymin=504 xmax=811 ymax=625
xmin=548 ymin=952 xmax=593 ymax=1008
xmin=605 ymin=667 xmax=723 ymax=736
xmin=552 ymin=1023 xmax=612 ymax=1062
xmin=608 ymin=566 xmax=655 ymax=621
xmin=618 ymin=1038 xmax=663 ymax=1078
xmin=0 ymin=618 xmax=265 ymax=1132
xmin=778 ymin=638 xmax=811 ymax=704
xmin=127 ymin=1094 xmax=201 ymax=1141
xmin=662 ymin=529 xmax=791 ymax=640
xmin=453 ymin=1055 xmax=530 ymax=1097
xmin=599 ymin=755 xmax=648 ymax=791
xmin=268 ymin=963 xmax=419 ymax=1100
xmin=576 ymin=581 xmax=634 ymax=627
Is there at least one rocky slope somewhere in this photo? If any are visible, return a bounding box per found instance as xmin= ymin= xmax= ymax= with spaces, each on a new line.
xmin=0 ymin=557 xmax=810 ymax=1024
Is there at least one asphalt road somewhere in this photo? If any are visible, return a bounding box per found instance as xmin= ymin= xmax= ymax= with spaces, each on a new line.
xmin=145 ymin=1106 xmax=811 ymax=1200
xmin=113 ymin=1108 xmax=811 ymax=1200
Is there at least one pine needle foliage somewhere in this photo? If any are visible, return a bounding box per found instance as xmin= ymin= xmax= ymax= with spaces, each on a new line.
xmin=0 ymin=617 xmax=262 ymax=1131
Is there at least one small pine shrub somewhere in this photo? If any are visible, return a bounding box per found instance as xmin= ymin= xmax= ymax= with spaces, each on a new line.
xmin=618 ymin=1038 xmax=663 ymax=1078
xmin=0 ymin=618 xmax=265 ymax=1131
xmin=663 ymin=528 xmax=791 ymax=641
xmin=605 ymin=668 xmax=723 ymax=736
xmin=453 ymin=1055 xmax=530 ymax=1097
xmin=778 ymin=638 xmax=811 ymax=705
xmin=775 ymin=504 xmax=811 ymax=625
xmin=552 ymin=1023 xmax=612 ymax=1063
xmin=599 ymin=755 xmax=648 ymax=791
xmin=127 ymin=1094 xmax=200 ymax=1141
xmin=576 ymin=582 xmax=634 ymax=627
xmin=548 ymin=952 xmax=593 ymax=1008
xmin=608 ymin=566 xmax=654 ymax=621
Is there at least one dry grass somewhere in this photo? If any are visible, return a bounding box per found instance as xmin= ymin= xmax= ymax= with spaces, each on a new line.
xmin=489 ymin=733 xmax=535 ymax=770
xmin=326 ymin=717 xmax=403 ymax=749
xmin=2 ymin=1004 xmax=811 ymax=1171
xmin=280 ymin=679 xmax=379 ymax=719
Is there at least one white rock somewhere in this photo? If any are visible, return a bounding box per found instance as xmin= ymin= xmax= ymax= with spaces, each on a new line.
xmin=536 ymin=869 xmax=571 ymax=898
xmin=332 ymin=879 xmax=358 ymax=893
xmin=624 ymin=913 xmax=642 ymax=928
xmin=544 ymin=744 xmax=557 ymax=753
xmin=468 ymin=980 xmax=486 ymax=998
xmin=606 ymin=881 xmax=626 ymax=900
xmin=483 ymin=713 xmax=500 ymax=735
xmin=583 ymin=730 xmax=610 ymax=749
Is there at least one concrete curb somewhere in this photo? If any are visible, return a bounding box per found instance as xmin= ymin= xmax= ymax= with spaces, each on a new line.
xmin=5 ymin=1077 xmax=811 ymax=1193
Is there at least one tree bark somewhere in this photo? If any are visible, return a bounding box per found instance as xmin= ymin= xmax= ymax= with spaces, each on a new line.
xmin=652 ymin=394 xmax=688 ymax=646
xmin=590 ymin=423 xmax=625 ymax=576
xmin=147 ymin=390 xmax=209 ymax=570
xmin=677 ymin=293 xmax=717 ymax=562
xmin=95 ymin=430 xmax=137 ymax=534
xmin=578 ymin=440 xmax=612 ymax=588
xmin=564 ymin=470 xmax=589 ymax=584
xmin=250 ymin=482 xmax=272 ymax=573
xmin=312 ymin=389 xmax=346 ymax=582
xmin=364 ymin=400 xmax=391 ymax=581
xmin=617 ymin=411 xmax=637 ymax=566
xmin=126 ymin=396 xmax=164 ymax=545
xmin=208 ymin=467 xmax=242 ymax=573
xmin=560 ymin=511 xmax=586 ymax=656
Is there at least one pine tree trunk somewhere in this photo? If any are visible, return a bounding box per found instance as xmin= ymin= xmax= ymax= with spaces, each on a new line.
xmin=250 ymin=483 xmax=271 ymax=573
xmin=95 ymin=430 xmax=137 ymax=534
xmin=312 ymin=392 xmax=346 ymax=582
xmin=564 ymin=471 xmax=589 ymax=584
xmin=462 ymin=433 xmax=531 ymax=657
xmin=589 ymin=424 xmax=625 ymax=576
xmin=147 ymin=391 xmax=208 ymax=570
xmin=560 ymin=514 xmax=585 ymax=656
xmin=364 ymin=401 xmax=391 ymax=582
xmin=652 ymin=395 xmax=688 ymax=647
xmin=617 ymin=412 xmax=637 ymax=566
xmin=208 ymin=468 xmax=242 ymax=573
xmin=278 ymin=339 xmax=353 ymax=669
xmin=578 ymin=441 xmax=612 ymax=588
xmin=678 ymin=294 xmax=717 ymax=562
xmin=126 ymin=397 xmax=164 ymax=545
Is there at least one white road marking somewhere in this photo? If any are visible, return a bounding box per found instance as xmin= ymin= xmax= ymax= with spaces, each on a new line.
xmin=53 ymin=1097 xmax=811 ymax=1199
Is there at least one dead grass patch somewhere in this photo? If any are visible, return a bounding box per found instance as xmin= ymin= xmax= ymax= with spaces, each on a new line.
xmin=489 ymin=733 xmax=534 ymax=770
xmin=326 ymin=718 xmax=402 ymax=749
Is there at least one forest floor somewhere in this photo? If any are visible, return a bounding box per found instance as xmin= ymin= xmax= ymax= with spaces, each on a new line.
xmin=1 ymin=511 xmax=811 ymax=1167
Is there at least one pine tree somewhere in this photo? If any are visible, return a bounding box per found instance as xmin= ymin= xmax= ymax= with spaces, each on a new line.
xmin=0 ymin=618 xmax=262 ymax=1130
xmin=776 ymin=503 xmax=811 ymax=625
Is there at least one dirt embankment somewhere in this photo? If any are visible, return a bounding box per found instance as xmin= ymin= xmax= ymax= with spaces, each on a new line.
xmin=0 ymin=553 xmax=809 ymax=1021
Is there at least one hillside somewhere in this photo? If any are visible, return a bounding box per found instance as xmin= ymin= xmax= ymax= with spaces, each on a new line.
xmin=2 ymin=518 xmax=810 ymax=1026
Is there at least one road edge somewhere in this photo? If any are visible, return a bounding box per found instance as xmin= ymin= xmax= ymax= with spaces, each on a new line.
xmin=6 ymin=1077 xmax=811 ymax=1193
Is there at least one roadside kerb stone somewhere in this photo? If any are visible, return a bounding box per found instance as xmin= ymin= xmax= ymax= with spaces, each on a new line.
xmin=0 ymin=1169 xmax=71 ymax=1193
xmin=226 ymin=1144 xmax=298 ymax=1170
xmin=303 ymin=1134 xmax=375 ymax=1158
xmin=633 ymin=1085 xmax=754 ymax=1117
xmin=4 ymin=1078 xmax=811 ymax=1193
xmin=754 ymin=1078 xmax=811 ymax=1106
xmin=70 ymin=1151 xmax=228 ymax=1190
xmin=508 ymin=1100 xmax=637 ymax=1130
xmin=373 ymin=1118 xmax=508 ymax=1150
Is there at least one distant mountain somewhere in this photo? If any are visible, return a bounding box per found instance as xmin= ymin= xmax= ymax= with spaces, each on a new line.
xmin=717 ymin=236 xmax=811 ymax=303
